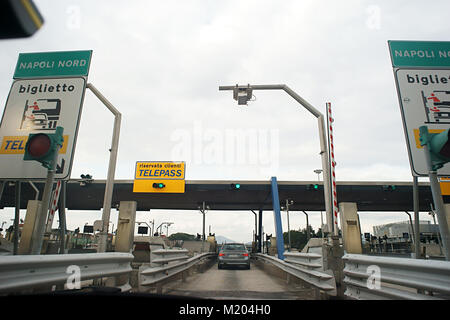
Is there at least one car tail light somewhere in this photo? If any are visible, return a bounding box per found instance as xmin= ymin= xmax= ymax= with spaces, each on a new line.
xmin=242 ymin=253 xmax=249 ymax=257
xmin=219 ymin=253 xmax=225 ymax=256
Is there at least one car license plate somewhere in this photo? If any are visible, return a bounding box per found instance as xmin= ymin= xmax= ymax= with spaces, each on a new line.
xmin=230 ymin=254 xmax=239 ymax=258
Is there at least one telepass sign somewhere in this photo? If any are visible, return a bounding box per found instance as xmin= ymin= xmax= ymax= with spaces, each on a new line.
xmin=133 ymin=161 xmax=186 ymax=193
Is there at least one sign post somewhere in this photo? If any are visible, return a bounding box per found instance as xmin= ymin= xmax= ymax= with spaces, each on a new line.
xmin=389 ymin=40 xmax=450 ymax=260
xmin=389 ymin=40 xmax=450 ymax=176
xmin=0 ymin=50 xmax=92 ymax=254
xmin=0 ymin=50 xmax=92 ymax=180
xmin=29 ymin=127 xmax=63 ymax=255
xmin=1 ymin=50 xmax=123 ymax=253
xmin=419 ymin=126 xmax=450 ymax=260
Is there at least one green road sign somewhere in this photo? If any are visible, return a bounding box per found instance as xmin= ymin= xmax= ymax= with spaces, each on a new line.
xmin=14 ymin=50 xmax=92 ymax=78
xmin=389 ymin=41 xmax=450 ymax=68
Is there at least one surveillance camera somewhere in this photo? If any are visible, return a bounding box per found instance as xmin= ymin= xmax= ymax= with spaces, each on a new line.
xmin=233 ymin=84 xmax=253 ymax=105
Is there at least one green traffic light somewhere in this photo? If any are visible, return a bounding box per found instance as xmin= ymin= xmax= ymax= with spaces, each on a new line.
xmin=383 ymin=185 xmax=397 ymax=191
xmin=152 ymin=182 xmax=165 ymax=188
xmin=314 ymin=184 xmax=319 ymax=189
xmin=231 ymin=183 xmax=241 ymax=190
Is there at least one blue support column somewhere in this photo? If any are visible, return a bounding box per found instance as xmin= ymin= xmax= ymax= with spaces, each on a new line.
xmin=271 ymin=177 xmax=285 ymax=260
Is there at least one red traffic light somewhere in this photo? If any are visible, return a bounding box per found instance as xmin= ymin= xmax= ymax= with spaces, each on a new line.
xmin=23 ymin=127 xmax=64 ymax=169
xmin=26 ymin=134 xmax=51 ymax=158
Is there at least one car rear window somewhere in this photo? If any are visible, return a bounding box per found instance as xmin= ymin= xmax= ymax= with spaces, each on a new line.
xmin=223 ymin=244 xmax=246 ymax=251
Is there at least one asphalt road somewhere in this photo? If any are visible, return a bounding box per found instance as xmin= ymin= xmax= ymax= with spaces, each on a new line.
xmin=164 ymin=261 xmax=316 ymax=300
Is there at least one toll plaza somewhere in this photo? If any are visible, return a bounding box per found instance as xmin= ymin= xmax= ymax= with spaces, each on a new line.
xmin=0 ymin=179 xmax=438 ymax=212
xmin=1 ymin=43 xmax=450 ymax=302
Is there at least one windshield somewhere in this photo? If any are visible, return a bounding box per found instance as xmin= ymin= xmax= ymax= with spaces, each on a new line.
xmin=1 ymin=0 xmax=440 ymax=308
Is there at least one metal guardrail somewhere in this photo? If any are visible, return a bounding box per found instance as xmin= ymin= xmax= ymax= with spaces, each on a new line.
xmin=255 ymin=253 xmax=337 ymax=295
xmin=284 ymin=252 xmax=324 ymax=270
xmin=343 ymin=254 xmax=450 ymax=300
xmin=139 ymin=252 xmax=215 ymax=288
xmin=151 ymin=248 xmax=189 ymax=266
xmin=0 ymin=252 xmax=134 ymax=293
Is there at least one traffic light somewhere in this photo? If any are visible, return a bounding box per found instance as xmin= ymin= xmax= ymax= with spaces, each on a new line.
xmin=23 ymin=127 xmax=64 ymax=169
xmin=231 ymin=183 xmax=241 ymax=190
xmin=419 ymin=126 xmax=450 ymax=171
xmin=152 ymin=182 xmax=165 ymax=189
xmin=80 ymin=174 xmax=93 ymax=186
xmin=382 ymin=185 xmax=397 ymax=191
xmin=307 ymin=184 xmax=319 ymax=191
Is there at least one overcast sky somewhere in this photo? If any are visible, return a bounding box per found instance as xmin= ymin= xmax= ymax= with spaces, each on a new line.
xmin=1 ymin=0 xmax=448 ymax=243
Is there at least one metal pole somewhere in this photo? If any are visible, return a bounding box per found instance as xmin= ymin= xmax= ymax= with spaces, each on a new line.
xmin=58 ymin=181 xmax=67 ymax=254
xmin=201 ymin=202 xmax=206 ymax=252
xmin=13 ymin=181 xmax=20 ymax=255
xmin=286 ymin=200 xmax=291 ymax=252
xmin=404 ymin=211 xmax=415 ymax=244
xmin=258 ymin=210 xmax=263 ymax=253
xmin=317 ymin=114 xmax=334 ymax=235
xmin=0 ymin=181 xmax=5 ymax=204
xmin=30 ymin=150 xmax=59 ymax=255
xmin=303 ymin=211 xmax=310 ymax=242
xmin=219 ymin=84 xmax=333 ymax=234
xmin=314 ymin=169 xmax=325 ymax=240
xmin=28 ymin=181 xmax=39 ymax=200
xmin=430 ymin=210 xmax=444 ymax=256
xmin=282 ymin=84 xmax=333 ymax=234
xmin=422 ymin=142 xmax=450 ymax=260
xmin=413 ymin=176 xmax=421 ymax=259
xmin=251 ymin=210 xmax=258 ymax=247
xmin=156 ymin=223 xmax=164 ymax=235
xmin=202 ymin=202 xmax=206 ymax=241
xmin=87 ymin=83 xmax=121 ymax=253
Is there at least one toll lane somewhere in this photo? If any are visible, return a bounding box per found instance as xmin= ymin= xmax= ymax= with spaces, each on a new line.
xmin=164 ymin=261 xmax=315 ymax=300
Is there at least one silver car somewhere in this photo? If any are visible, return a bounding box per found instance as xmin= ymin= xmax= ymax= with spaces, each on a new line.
xmin=218 ymin=243 xmax=250 ymax=269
